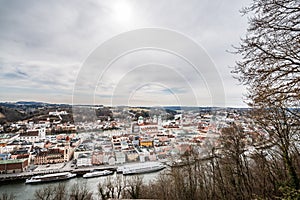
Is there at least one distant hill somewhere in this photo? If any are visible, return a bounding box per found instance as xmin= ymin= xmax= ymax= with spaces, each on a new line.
xmin=0 ymin=106 xmax=26 ymax=123
xmin=0 ymin=101 xmax=71 ymax=109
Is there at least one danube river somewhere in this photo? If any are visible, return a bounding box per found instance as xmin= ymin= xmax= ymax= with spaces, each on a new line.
xmin=0 ymin=172 xmax=160 ymax=200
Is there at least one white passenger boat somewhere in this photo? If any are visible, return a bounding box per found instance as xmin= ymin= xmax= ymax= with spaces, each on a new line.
xmin=118 ymin=162 xmax=165 ymax=175
xmin=83 ymin=170 xmax=113 ymax=178
xmin=25 ymin=172 xmax=76 ymax=184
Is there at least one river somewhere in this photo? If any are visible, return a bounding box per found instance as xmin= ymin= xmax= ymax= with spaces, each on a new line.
xmin=0 ymin=172 xmax=161 ymax=200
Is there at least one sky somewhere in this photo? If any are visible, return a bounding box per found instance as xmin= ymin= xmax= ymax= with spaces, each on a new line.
xmin=0 ymin=0 xmax=251 ymax=107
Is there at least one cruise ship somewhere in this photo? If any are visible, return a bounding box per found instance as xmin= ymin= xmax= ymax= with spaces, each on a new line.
xmin=117 ymin=162 xmax=165 ymax=175
xmin=83 ymin=170 xmax=113 ymax=178
xmin=25 ymin=172 xmax=77 ymax=184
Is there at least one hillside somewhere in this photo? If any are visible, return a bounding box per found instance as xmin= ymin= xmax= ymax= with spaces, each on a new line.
xmin=0 ymin=106 xmax=26 ymax=123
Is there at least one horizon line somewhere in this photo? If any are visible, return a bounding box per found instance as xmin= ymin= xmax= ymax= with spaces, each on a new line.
xmin=0 ymin=100 xmax=249 ymax=109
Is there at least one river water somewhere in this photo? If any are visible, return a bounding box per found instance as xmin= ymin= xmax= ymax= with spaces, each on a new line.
xmin=0 ymin=172 xmax=161 ymax=200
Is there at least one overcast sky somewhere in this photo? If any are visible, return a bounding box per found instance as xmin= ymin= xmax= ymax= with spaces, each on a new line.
xmin=0 ymin=0 xmax=251 ymax=107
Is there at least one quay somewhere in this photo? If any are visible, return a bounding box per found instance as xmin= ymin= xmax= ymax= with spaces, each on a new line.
xmin=0 ymin=165 xmax=117 ymax=183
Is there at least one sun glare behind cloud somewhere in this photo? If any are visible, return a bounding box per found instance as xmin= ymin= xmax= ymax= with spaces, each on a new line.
xmin=113 ymin=1 xmax=133 ymax=24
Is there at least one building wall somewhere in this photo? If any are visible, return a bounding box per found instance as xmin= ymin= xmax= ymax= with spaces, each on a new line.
xmin=126 ymin=153 xmax=139 ymax=162
xmin=92 ymin=152 xmax=104 ymax=165
xmin=77 ymin=157 xmax=92 ymax=167
xmin=0 ymin=159 xmax=28 ymax=174
xmin=73 ymin=150 xmax=92 ymax=160
xmin=34 ymin=154 xmax=64 ymax=165
xmin=115 ymin=152 xmax=126 ymax=164
xmin=63 ymin=146 xmax=74 ymax=162
xmin=20 ymin=136 xmax=39 ymax=143
xmin=139 ymin=140 xmax=153 ymax=147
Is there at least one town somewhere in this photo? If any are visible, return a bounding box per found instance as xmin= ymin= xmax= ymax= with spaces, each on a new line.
xmin=0 ymin=102 xmax=264 ymax=177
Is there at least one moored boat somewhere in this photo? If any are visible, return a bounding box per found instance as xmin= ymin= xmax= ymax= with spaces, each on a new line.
xmin=25 ymin=172 xmax=77 ymax=184
xmin=167 ymin=159 xmax=195 ymax=167
xmin=118 ymin=162 xmax=165 ymax=175
xmin=83 ymin=170 xmax=113 ymax=178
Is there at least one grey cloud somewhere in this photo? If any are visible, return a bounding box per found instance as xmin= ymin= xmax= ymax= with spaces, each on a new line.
xmin=0 ymin=0 xmax=250 ymax=106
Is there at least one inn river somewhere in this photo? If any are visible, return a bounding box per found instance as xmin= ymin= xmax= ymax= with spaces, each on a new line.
xmin=0 ymin=172 xmax=160 ymax=200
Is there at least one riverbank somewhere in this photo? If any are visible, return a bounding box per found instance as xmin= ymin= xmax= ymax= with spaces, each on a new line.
xmin=0 ymin=171 xmax=161 ymax=200
xmin=0 ymin=165 xmax=117 ymax=183
xmin=0 ymin=160 xmax=169 ymax=183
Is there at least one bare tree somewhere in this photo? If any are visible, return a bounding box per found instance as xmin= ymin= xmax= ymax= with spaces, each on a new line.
xmin=34 ymin=185 xmax=56 ymax=200
xmin=214 ymin=124 xmax=254 ymax=199
xmin=98 ymin=175 xmax=124 ymax=200
xmin=251 ymin=107 xmax=300 ymax=190
xmin=54 ymin=183 xmax=67 ymax=200
xmin=69 ymin=182 xmax=93 ymax=200
xmin=123 ymin=175 xmax=144 ymax=199
xmin=34 ymin=182 xmax=92 ymax=200
xmin=233 ymin=0 xmax=300 ymax=109
xmin=0 ymin=193 xmax=15 ymax=200
xmin=148 ymin=173 xmax=174 ymax=200
xmin=233 ymin=0 xmax=300 ymax=191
